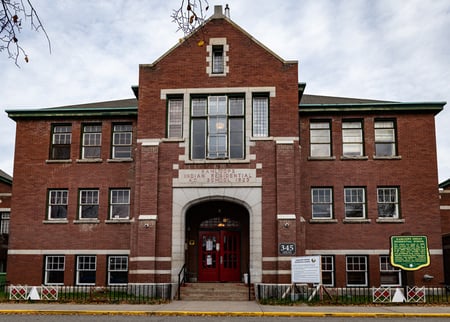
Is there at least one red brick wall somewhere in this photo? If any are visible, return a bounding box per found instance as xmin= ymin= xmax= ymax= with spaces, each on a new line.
xmin=299 ymin=112 xmax=442 ymax=286
xmin=8 ymin=118 xmax=136 ymax=285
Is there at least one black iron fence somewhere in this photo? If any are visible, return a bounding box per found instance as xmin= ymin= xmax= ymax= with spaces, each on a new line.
xmin=2 ymin=283 xmax=172 ymax=303
xmin=256 ymin=283 xmax=450 ymax=305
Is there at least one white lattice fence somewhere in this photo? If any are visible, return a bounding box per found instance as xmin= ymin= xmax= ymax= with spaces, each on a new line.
xmin=9 ymin=285 xmax=58 ymax=301
xmin=407 ymin=286 xmax=426 ymax=303
xmin=372 ymin=287 xmax=392 ymax=303
xmin=9 ymin=285 xmax=28 ymax=300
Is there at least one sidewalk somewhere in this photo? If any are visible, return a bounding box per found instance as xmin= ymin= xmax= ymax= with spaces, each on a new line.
xmin=0 ymin=301 xmax=450 ymax=317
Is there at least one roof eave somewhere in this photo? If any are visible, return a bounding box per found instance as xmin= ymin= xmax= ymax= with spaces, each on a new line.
xmin=299 ymin=102 xmax=446 ymax=115
xmin=6 ymin=107 xmax=138 ymax=120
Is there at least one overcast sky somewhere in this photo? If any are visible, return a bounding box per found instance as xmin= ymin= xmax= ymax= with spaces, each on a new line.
xmin=1 ymin=0 xmax=449 ymax=182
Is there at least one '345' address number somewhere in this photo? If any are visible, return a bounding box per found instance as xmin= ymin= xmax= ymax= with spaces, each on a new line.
xmin=279 ymin=243 xmax=296 ymax=255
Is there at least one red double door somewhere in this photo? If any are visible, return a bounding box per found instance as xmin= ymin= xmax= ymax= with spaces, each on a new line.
xmin=198 ymin=231 xmax=241 ymax=282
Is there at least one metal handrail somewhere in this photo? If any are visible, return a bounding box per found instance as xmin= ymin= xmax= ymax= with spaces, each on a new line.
xmin=248 ymin=270 xmax=251 ymax=300
xmin=177 ymin=264 xmax=187 ymax=300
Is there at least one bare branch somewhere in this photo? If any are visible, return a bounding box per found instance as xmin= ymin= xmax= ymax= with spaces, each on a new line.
xmin=171 ymin=0 xmax=209 ymax=37
xmin=0 ymin=0 xmax=51 ymax=67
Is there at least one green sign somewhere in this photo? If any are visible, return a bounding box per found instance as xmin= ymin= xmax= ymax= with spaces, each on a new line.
xmin=390 ymin=236 xmax=430 ymax=271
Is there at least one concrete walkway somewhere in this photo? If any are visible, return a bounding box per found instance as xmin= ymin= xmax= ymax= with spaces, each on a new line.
xmin=0 ymin=301 xmax=449 ymax=317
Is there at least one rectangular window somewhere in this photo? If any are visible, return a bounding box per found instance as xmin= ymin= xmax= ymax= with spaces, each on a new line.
xmin=344 ymin=187 xmax=366 ymax=219
xmin=212 ymin=45 xmax=224 ymax=74
xmin=252 ymin=96 xmax=269 ymax=137
xmin=191 ymin=96 xmax=244 ymax=160
xmin=79 ymin=189 xmax=99 ymax=219
xmin=110 ymin=189 xmax=130 ymax=219
xmin=167 ymin=98 xmax=183 ymax=138
xmin=76 ymin=255 xmax=96 ymax=285
xmin=108 ymin=255 xmax=128 ymax=285
xmin=310 ymin=121 xmax=331 ymax=157
xmin=0 ymin=212 xmax=10 ymax=235
xmin=311 ymin=188 xmax=333 ymax=219
xmin=112 ymin=124 xmax=132 ymax=159
xmin=377 ymin=187 xmax=399 ymax=218
xmin=321 ymin=255 xmax=334 ymax=286
xmin=48 ymin=189 xmax=68 ymax=220
xmin=82 ymin=124 xmax=102 ymax=159
xmin=44 ymin=256 xmax=65 ymax=285
xmin=346 ymin=255 xmax=368 ymax=286
xmin=50 ymin=124 xmax=72 ymax=160
xmin=375 ymin=120 xmax=396 ymax=156
xmin=342 ymin=121 xmax=363 ymax=156
xmin=380 ymin=255 xmax=401 ymax=286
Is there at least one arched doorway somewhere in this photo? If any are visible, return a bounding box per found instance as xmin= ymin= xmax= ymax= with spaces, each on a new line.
xmin=185 ymin=200 xmax=249 ymax=282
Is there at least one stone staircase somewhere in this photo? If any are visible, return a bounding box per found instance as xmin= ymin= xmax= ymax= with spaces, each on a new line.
xmin=178 ymin=283 xmax=255 ymax=301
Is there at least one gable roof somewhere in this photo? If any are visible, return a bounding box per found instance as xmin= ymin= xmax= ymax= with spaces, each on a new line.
xmin=300 ymin=94 xmax=445 ymax=115
xmin=0 ymin=169 xmax=12 ymax=185
xmin=144 ymin=5 xmax=297 ymax=68
xmin=6 ymin=98 xmax=138 ymax=120
xmin=440 ymin=179 xmax=450 ymax=189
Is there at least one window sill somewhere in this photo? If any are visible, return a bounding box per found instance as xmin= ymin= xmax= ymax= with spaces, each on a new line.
xmin=308 ymin=156 xmax=336 ymax=161
xmin=105 ymin=219 xmax=133 ymax=224
xmin=340 ymin=156 xmax=369 ymax=160
xmin=184 ymin=159 xmax=250 ymax=164
xmin=107 ymin=158 xmax=134 ymax=163
xmin=76 ymin=159 xmax=103 ymax=163
xmin=250 ymin=136 xmax=273 ymax=141
xmin=309 ymin=219 xmax=338 ymax=224
xmin=73 ymin=219 xmax=100 ymax=224
xmin=43 ymin=220 xmax=69 ymax=224
xmin=373 ymin=155 xmax=402 ymax=160
xmin=376 ymin=218 xmax=405 ymax=224
xmin=343 ymin=218 xmax=371 ymax=224
xmin=46 ymin=159 xmax=72 ymax=164
xmin=162 ymin=138 xmax=185 ymax=143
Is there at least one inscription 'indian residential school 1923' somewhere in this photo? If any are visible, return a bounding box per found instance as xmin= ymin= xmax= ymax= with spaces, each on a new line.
xmin=175 ymin=169 xmax=259 ymax=186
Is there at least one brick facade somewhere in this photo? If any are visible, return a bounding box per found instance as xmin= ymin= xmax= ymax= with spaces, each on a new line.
xmin=5 ymin=6 xmax=446 ymax=291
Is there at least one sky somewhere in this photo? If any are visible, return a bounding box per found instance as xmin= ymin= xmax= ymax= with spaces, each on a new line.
xmin=0 ymin=0 xmax=449 ymax=182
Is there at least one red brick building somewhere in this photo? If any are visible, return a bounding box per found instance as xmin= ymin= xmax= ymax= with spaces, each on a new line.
xmin=6 ymin=6 xmax=446 ymax=294
xmin=0 ymin=170 xmax=12 ymax=273
xmin=440 ymin=179 xmax=450 ymax=284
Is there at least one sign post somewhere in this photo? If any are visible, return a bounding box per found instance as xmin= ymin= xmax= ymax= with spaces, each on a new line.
xmin=390 ymin=235 xmax=430 ymax=271
xmin=287 ymin=256 xmax=330 ymax=301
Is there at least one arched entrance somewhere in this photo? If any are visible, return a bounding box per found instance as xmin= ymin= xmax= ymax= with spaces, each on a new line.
xmin=185 ymin=200 xmax=249 ymax=282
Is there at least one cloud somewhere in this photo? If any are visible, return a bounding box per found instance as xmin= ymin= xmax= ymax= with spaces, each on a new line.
xmin=0 ymin=0 xmax=449 ymax=181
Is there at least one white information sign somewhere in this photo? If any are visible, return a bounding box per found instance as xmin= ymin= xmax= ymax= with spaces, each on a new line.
xmin=291 ymin=256 xmax=322 ymax=284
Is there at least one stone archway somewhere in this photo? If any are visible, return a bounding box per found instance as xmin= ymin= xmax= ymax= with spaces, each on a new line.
xmin=171 ymin=187 xmax=262 ymax=284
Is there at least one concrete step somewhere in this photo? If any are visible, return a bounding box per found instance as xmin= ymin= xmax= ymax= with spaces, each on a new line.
xmin=179 ymin=283 xmax=254 ymax=301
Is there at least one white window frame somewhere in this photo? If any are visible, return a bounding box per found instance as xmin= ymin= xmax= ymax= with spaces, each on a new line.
xmin=82 ymin=124 xmax=102 ymax=159
xmin=110 ymin=189 xmax=130 ymax=220
xmin=377 ymin=187 xmax=399 ymax=219
xmin=51 ymin=124 xmax=72 ymax=160
xmin=76 ymin=255 xmax=97 ymax=285
xmin=310 ymin=121 xmax=331 ymax=157
xmin=206 ymin=38 xmax=229 ymax=76
xmin=108 ymin=255 xmax=128 ymax=285
xmin=79 ymin=189 xmax=99 ymax=220
xmin=344 ymin=187 xmax=366 ymax=219
xmin=321 ymin=255 xmax=334 ymax=286
xmin=44 ymin=255 xmax=65 ymax=285
xmin=379 ymin=255 xmax=401 ymax=286
xmin=252 ymin=96 xmax=269 ymax=137
xmin=374 ymin=120 xmax=396 ymax=157
xmin=48 ymin=189 xmax=68 ymax=220
xmin=342 ymin=121 xmax=363 ymax=157
xmin=346 ymin=255 xmax=368 ymax=287
xmin=0 ymin=212 xmax=10 ymax=235
xmin=112 ymin=124 xmax=132 ymax=159
xmin=167 ymin=98 xmax=183 ymax=138
xmin=191 ymin=95 xmax=244 ymax=160
xmin=311 ymin=188 xmax=333 ymax=219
